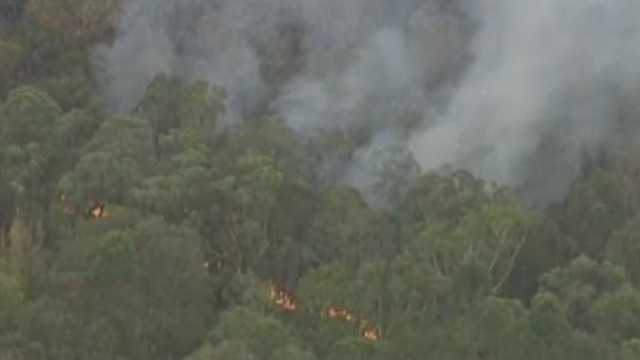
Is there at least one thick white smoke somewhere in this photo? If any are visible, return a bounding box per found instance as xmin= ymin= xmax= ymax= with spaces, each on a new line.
xmin=410 ymin=0 xmax=640 ymax=204
xmin=94 ymin=0 xmax=640 ymax=205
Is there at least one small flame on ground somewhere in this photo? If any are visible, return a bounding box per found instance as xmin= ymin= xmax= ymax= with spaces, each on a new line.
xmin=326 ymin=305 xmax=357 ymax=323
xmin=269 ymin=283 xmax=299 ymax=311
xmin=59 ymin=197 xmax=107 ymax=219
xmin=266 ymin=284 xmax=380 ymax=341
xmin=89 ymin=202 xmax=107 ymax=219
xmin=360 ymin=322 xmax=381 ymax=341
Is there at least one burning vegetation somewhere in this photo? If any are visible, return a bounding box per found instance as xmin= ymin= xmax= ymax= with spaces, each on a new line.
xmin=58 ymin=196 xmax=108 ymax=220
xmin=88 ymin=202 xmax=107 ymax=219
xmin=269 ymin=283 xmax=299 ymax=312
xmin=325 ymin=305 xmax=356 ymax=323
xmin=360 ymin=322 xmax=381 ymax=341
xmin=57 ymin=197 xmax=379 ymax=341
xmin=269 ymin=283 xmax=380 ymax=341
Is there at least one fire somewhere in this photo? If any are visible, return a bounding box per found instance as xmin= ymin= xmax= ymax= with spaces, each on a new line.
xmin=58 ymin=197 xmax=108 ymax=219
xmin=360 ymin=322 xmax=381 ymax=341
xmin=89 ymin=202 xmax=107 ymax=219
xmin=269 ymin=283 xmax=299 ymax=312
xmin=265 ymin=283 xmax=379 ymax=340
xmin=326 ymin=305 xmax=356 ymax=323
xmin=327 ymin=306 xmax=340 ymax=318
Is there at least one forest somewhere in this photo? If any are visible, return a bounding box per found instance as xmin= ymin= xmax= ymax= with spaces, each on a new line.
xmin=2 ymin=0 xmax=640 ymax=359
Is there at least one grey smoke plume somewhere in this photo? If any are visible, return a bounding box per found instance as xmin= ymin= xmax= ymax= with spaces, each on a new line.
xmin=94 ymin=0 xmax=640 ymax=205
xmin=409 ymin=0 xmax=640 ymax=204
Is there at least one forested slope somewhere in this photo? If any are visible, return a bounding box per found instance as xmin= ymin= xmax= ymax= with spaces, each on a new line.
xmin=3 ymin=1 xmax=640 ymax=359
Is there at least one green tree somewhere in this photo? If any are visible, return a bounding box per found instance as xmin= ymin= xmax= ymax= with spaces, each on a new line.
xmin=0 ymin=40 xmax=23 ymax=96
xmin=56 ymin=115 xmax=153 ymax=211
xmin=0 ymin=86 xmax=62 ymax=206
xmin=209 ymin=154 xmax=286 ymax=273
xmin=54 ymin=212 xmax=212 ymax=360
xmin=310 ymin=186 xmax=393 ymax=268
xmin=559 ymin=170 xmax=637 ymax=261
xmin=607 ymin=213 xmax=640 ymax=287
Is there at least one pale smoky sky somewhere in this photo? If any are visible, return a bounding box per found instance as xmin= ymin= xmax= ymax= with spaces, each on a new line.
xmin=93 ymin=0 xmax=640 ymax=206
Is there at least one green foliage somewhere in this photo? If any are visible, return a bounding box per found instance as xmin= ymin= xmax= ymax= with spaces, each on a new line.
xmin=0 ymin=40 xmax=23 ymax=96
xmin=3 ymin=9 xmax=640 ymax=360
xmin=607 ymin=213 xmax=640 ymax=287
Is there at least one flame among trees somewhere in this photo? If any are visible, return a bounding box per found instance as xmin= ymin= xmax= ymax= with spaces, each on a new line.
xmin=61 ymin=194 xmax=383 ymax=343
xmin=269 ymin=282 xmax=381 ymax=341
xmin=269 ymin=283 xmax=300 ymax=312
xmin=58 ymin=196 xmax=107 ymax=219
xmin=89 ymin=202 xmax=106 ymax=219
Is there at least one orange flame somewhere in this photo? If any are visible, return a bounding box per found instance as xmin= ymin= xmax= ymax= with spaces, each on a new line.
xmin=360 ymin=322 xmax=381 ymax=341
xmin=89 ymin=202 xmax=107 ymax=219
xmin=326 ymin=304 xmax=380 ymax=341
xmin=265 ymin=283 xmax=379 ymax=340
xmin=269 ymin=283 xmax=299 ymax=312
xmin=326 ymin=305 xmax=357 ymax=323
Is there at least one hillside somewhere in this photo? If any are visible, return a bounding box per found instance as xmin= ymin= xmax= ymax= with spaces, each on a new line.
xmin=2 ymin=1 xmax=640 ymax=359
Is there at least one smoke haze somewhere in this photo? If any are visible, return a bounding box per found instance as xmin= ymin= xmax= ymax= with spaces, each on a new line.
xmin=93 ymin=0 xmax=640 ymax=206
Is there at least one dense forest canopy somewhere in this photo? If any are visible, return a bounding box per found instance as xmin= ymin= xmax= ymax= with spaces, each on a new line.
xmin=3 ymin=0 xmax=640 ymax=359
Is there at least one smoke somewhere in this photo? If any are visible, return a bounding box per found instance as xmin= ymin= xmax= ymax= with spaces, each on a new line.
xmin=94 ymin=0 xmax=640 ymax=206
xmin=410 ymin=0 xmax=640 ymax=204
